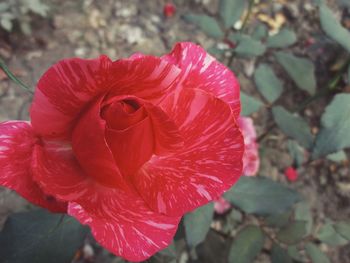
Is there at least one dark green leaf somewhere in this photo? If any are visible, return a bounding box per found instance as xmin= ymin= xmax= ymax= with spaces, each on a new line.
xmin=228 ymin=225 xmax=265 ymax=263
xmin=319 ymin=4 xmax=350 ymax=52
xmin=265 ymin=211 xmax=292 ymax=228
xmin=272 ymin=106 xmax=314 ymax=149
xmin=224 ymin=177 xmax=300 ymax=216
xmin=184 ymin=203 xmax=214 ymax=248
xmin=305 ymin=243 xmax=330 ymax=263
xmin=334 ymin=221 xmax=350 ymax=240
xmin=267 ymin=28 xmax=297 ymax=48
xmin=277 ymin=221 xmax=307 ymax=245
xmin=240 ymin=92 xmax=263 ymax=116
xmin=271 ymin=244 xmax=293 ymax=263
xmin=287 ymin=245 xmax=305 ymax=262
xmin=254 ymin=63 xmax=284 ymax=103
xmin=312 ymin=94 xmax=350 ymax=158
xmin=275 ymin=51 xmax=316 ymax=95
xmin=184 ymin=14 xmax=224 ymax=38
xmin=252 ymin=23 xmax=268 ymax=40
xmin=158 ymin=242 xmax=177 ymax=258
xmin=316 ymin=222 xmax=348 ymax=246
xmin=235 ymin=36 xmax=266 ymax=57
xmin=295 ymin=202 xmax=313 ymax=235
xmin=219 ymin=0 xmax=246 ymax=29
xmin=0 ymin=209 xmax=88 ymax=263
xmin=287 ymin=140 xmax=306 ymax=167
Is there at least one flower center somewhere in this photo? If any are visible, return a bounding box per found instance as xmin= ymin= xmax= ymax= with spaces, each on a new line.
xmin=101 ymin=98 xmax=154 ymax=176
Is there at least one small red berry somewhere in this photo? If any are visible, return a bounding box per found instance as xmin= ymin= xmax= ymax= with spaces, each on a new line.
xmin=163 ymin=3 xmax=176 ymax=18
xmin=284 ymin=167 xmax=298 ymax=182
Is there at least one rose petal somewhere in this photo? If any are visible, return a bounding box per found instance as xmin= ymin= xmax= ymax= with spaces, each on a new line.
xmin=133 ymin=89 xmax=244 ymax=216
xmin=30 ymin=55 xmax=112 ymax=139
xmin=106 ymin=116 xmax=155 ymax=175
xmin=144 ymin=103 xmax=184 ymax=155
xmin=68 ymin=192 xmax=180 ymax=262
xmin=31 ymin=141 xmax=93 ymax=201
xmin=72 ymin=96 xmax=127 ymax=189
xmin=162 ymin=42 xmax=241 ymax=117
xmin=0 ymin=121 xmax=66 ymax=212
xmin=31 ymin=55 xmax=181 ymax=139
xmin=31 ymin=138 xmax=180 ymax=261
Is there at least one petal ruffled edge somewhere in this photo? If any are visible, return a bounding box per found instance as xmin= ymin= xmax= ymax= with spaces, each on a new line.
xmin=162 ymin=42 xmax=241 ymax=118
xmin=68 ymin=192 xmax=180 ymax=262
xmin=0 ymin=121 xmax=67 ymax=213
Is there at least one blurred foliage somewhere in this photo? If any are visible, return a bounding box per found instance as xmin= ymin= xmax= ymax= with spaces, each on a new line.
xmin=0 ymin=0 xmax=49 ymax=34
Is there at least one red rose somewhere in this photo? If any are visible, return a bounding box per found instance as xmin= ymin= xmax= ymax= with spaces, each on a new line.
xmin=0 ymin=42 xmax=243 ymax=261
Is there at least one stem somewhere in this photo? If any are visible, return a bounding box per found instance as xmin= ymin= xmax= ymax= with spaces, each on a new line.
xmin=241 ymin=0 xmax=255 ymax=32
xmin=227 ymin=0 xmax=255 ymax=67
xmin=0 ymin=58 xmax=33 ymax=94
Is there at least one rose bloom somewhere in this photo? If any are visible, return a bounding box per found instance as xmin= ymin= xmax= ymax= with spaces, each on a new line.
xmin=0 ymin=42 xmax=244 ymax=261
xmin=214 ymin=117 xmax=259 ymax=214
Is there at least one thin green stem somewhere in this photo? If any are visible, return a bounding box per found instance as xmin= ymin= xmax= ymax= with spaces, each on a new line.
xmin=241 ymin=0 xmax=255 ymax=32
xmin=0 ymin=58 xmax=33 ymax=94
xmin=227 ymin=0 xmax=255 ymax=67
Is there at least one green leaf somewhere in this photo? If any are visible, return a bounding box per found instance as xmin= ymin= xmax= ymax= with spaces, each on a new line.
xmin=327 ymin=150 xmax=348 ymax=163
xmin=235 ymin=36 xmax=266 ymax=57
xmin=267 ymin=28 xmax=297 ymax=48
xmin=254 ymin=64 xmax=284 ymax=103
xmin=334 ymin=221 xmax=350 ymax=240
xmin=0 ymin=3 xmax=10 ymax=12
xmin=240 ymin=92 xmax=263 ymax=116
xmin=265 ymin=211 xmax=292 ymax=228
xmin=219 ymin=0 xmax=246 ymax=29
xmin=271 ymin=244 xmax=293 ymax=263
xmin=224 ymin=177 xmax=300 ymax=216
xmin=287 ymin=140 xmax=306 ymax=167
xmin=305 ymin=243 xmax=330 ymax=263
xmin=287 ymin=246 xmax=305 ymax=262
xmin=252 ymin=23 xmax=268 ymax=40
xmin=275 ymin=51 xmax=316 ymax=95
xmin=0 ymin=209 xmax=88 ymax=263
xmin=316 ymin=222 xmax=348 ymax=246
xmin=228 ymin=225 xmax=265 ymax=263
xmin=277 ymin=221 xmax=307 ymax=245
xmin=295 ymin=202 xmax=313 ymax=235
xmin=158 ymin=242 xmax=177 ymax=258
xmin=184 ymin=202 xmax=214 ymax=248
xmin=26 ymin=0 xmax=49 ymax=17
xmin=312 ymin=94 xmax=350 ymax=158
xmin=272 ymin=106 xmax=314 ymax=149
xmin=184 ymin=14 xmax=224 ymax=38
xmin=319 ymin=4 xmax=350 ymax=53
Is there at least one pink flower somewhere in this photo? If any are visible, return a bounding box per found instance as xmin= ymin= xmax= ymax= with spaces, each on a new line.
xmin=284 ymin=167 xmax=298 ymax=182
xmin=215 ymin=117 xmax=260 ymax=214
xmin=0 ymin=42 xmax=243 ymax=261
xmin=238 ymin=117 xmax=260 ymax=176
